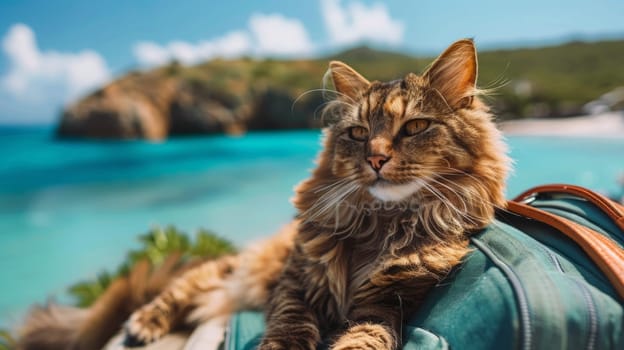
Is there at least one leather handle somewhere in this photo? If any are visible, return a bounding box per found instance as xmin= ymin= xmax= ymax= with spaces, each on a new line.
xmin=513 ymin=183 xmax=624 ymax=232
xmin=506 ymin=200 xmax=624 ymax=299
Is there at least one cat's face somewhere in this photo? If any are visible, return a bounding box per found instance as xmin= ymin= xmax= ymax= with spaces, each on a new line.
xmin=330 ymin=77 xmax=473 ymax=202
xmin=295 ymin=39 xmax=508 ymax=234
xmin=326 ymin=39 xmax=496 ymax=203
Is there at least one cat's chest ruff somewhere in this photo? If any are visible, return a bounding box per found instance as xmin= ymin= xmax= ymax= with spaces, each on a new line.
xmin=298 ymin=218 xmax=415 ymax=319
xmin=312 ymin=242 xmax=385 ymax=319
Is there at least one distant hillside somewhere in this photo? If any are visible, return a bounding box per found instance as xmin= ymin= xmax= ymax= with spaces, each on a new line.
xmin=331 ymin=41 xmax=624 ymax=119
xmin=57 ymin=40 xmax=624 ymax=140
xmin=478 ymin=40 xmax=624 ymax=118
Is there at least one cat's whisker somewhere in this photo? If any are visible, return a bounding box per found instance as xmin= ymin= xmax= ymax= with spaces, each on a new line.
xmin=291 ymin=87 xmax=359 ymax=126
xmin=316 ymin=176 xmax=357 ymax=196
xmin=327 ymin=183 xmax=360 ymax=230
xmin=292 ymin=88 xmax=335 ymax=109
xmin=418 ymin=183 xmax=459 ymax=242
xmin=427 ymin=178 xmax=487 ymax=226
xmin=421 ymin=192 xmax=465 ymax=231
xmin=429 ymin=175 xmax=514 ymax=235
xmin=432 ymin=171 xmax=507 ymax=211
xmin=321 ymin=69 xmax=360 ymax=104
xmin=420 ymin=181 xmax=460 ymax=216
xmin=312 ymin=177 xmax=352 ymax=194
xmin=314 ymin=99 xmax=359 ymax=124
xmin=304 ymin=179 xmax=360 ymax=225
xmin=313 ymin=101 xmax=335 ymax=122
xmin=427 ymin=177 xmax=470 ymax=212
xmin=429 ymin=175 xmax=513 ymax=232
xmin=43 ymin=41 xmax=514 ymax=350
xmin=421 ymin=180 xmax=480 ymax=229
xmin=320 ymin=100 xmax=360 ymax=125
xmin=429 ymin=181 xmax=488 ymax=226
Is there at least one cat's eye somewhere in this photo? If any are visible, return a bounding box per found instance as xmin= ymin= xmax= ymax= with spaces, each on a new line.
xmin=403 ymin=119 xmax=431 ymax=136
xmin=348 ymin=126 xmax=369 ymax=141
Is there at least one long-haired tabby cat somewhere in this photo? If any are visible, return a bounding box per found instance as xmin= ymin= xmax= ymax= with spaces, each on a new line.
xmin=18 ymin=39 xmax=509 ymax=350
xmin=121 ymin=38 xmax=509 ymax=350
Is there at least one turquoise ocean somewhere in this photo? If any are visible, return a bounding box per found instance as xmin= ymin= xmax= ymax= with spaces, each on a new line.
xmin=1 ymin=126 xmax=623 ymax=326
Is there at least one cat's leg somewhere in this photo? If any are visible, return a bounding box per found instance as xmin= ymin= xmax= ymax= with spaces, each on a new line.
xmin=124 ymin=254 xmax=239 ymax=347
xmin=330 ymin=240 xmax=471 ymax=350
xmin=188 ymin=220 xmax=298 ymax=324
xmin=258 ymin=259 xmax=321 ymax=350
xmin=331 ymin=298 xmax=403 ymax=350
xmin=124 ymin=220 xmax=298 ymax=347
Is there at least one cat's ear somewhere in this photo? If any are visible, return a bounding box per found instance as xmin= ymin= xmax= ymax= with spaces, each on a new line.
xmin=329 ymin=61 xmax=370 ymax=100
xmin=423 ymin=39 xmax=478 ymax=109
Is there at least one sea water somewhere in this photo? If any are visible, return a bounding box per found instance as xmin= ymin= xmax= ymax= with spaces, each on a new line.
xmin=1 ymin=126 xmax=623 ymax=326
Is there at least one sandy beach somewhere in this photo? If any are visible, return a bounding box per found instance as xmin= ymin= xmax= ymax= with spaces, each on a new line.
xmin=499 ymin=111 xmax=624 ymax=138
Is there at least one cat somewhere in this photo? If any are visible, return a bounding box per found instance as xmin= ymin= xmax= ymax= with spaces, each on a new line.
xmin=121 ymin=38 xmax=510 ymax=350
xmin=15 ymin=38 xmax=509 ymax=350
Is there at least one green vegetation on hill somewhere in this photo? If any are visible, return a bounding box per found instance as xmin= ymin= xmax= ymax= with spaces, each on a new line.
xmin=157 ymin=39 xmax=624 ymax=121
xmin=69 ymin=226 xmax=235 ymax=307
xmin=1 ymin=227 xmax=234 ymax=347
xmin=478 ymin=40 xmax=624 ymax=118
xmin=321 ymin=40 xmax=624 ymax=119
xmin=0 ymin=330 xmax=14 ymax=350
xmin=59 ymin=39 xmax=624 ymax=140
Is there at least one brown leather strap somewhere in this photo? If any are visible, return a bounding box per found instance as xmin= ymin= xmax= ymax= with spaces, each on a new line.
xmin=506 ymin=200 xmax=624 ymax=299
xmin=513 ymin=183 xmax=624 ymax=231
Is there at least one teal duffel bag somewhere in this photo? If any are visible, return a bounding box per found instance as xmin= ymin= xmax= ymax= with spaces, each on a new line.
xmin=226 ymin=184 xmax=624 ymax=350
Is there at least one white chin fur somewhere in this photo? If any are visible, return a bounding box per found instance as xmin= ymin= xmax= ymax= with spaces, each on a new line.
xmin=369 ymin=180 xmax=424 ymax=202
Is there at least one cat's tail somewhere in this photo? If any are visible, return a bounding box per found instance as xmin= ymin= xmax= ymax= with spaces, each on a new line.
xmin=15 ymin=254 xmax=193 ymax=350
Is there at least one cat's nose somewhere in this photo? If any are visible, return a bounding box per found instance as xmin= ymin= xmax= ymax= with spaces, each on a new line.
xmin=366 ymin=154 xmax=389 ymax=171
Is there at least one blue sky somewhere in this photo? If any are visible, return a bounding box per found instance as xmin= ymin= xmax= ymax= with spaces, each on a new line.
xmin=1 ymin=0 xmax=623 ymax=124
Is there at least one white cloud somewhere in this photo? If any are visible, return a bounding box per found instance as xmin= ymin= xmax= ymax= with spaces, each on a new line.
xmin=132 ymin=42 xmax=170 ymax=67
xmin=1 ymin=23 xmax=110 ymax=103
xmin=134 ymin=31 xmax=251 ymax=66
xmin=249 ymin=14 xmax=314 ymax=56
xmin=320 ymin=0 xmax=405 ymax=46
xmin=133 ymin=14 xmax=313 ymax=67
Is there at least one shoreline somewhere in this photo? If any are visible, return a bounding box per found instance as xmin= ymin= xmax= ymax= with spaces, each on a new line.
xmin=499 ymin=111 xmax=624 ymax=138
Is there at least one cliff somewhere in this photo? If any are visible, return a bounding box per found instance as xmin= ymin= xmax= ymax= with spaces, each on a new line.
xmin=57 ymin=41 xmax=624 ymax=140
xmin=57 ymin=59 xmax=330 ymax=140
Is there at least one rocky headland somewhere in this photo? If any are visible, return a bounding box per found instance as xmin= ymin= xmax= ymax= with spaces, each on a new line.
xmin=57 ymin=60 xmax=329 ymax=140
xmin=57 ymin=41 xmax=624 ymax=140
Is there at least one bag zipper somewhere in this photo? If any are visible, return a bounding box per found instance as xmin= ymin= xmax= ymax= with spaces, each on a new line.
xmin=471 ymin=237 xmax=532 ymax=350
xmin=542 ymin=246 xmax=565 ymax=273
xmin=542 ymin=245 xmax=598 ymax=350
xmin=573 ymin=279 xmax=598 ymax=350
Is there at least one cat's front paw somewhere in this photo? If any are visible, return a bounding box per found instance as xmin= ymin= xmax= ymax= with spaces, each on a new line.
xmin=123 ymin=304 xmax=172 ymax=347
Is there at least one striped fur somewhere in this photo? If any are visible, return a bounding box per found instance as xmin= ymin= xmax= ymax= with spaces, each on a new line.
xmin=16 ymin=254 xmax=198 ymax=350
xmin=18 ymin=39 xmax=509 ymax=350
xmin=124 ymin=222 xmax=297 ymax=347
xmin=123 ymin=39 xmax=509 ymax=350
xmin=256 ymin=39 xmax=508 ymax=350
